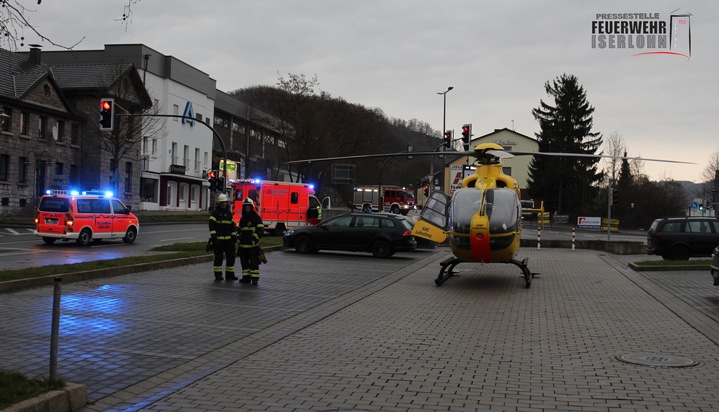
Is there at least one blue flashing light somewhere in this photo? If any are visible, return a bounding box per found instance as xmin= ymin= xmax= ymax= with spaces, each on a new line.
xmin=104 ymin=191 xmax=114 ymax=198
xmin=309 ymin=184 xmax=315 ymax=190
xmin=70 ymin=190 xmax=80 ymax=197
xmin=253 ymin=178 xmax=262 ymax=184
xmin=45 ymin=189 xmax=52 ymax=195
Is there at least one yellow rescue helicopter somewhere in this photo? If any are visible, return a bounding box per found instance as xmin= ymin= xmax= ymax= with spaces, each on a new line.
xmin=287 ymin=143 xmax=692 ymax=288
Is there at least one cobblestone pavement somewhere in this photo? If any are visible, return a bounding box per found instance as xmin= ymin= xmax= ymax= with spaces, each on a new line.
xmin=1 ymin=247 xmax=718 ymax=411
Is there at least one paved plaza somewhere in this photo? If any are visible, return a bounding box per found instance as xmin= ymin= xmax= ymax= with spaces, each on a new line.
xmin=1 ymin=246 xmax=718 ymax=411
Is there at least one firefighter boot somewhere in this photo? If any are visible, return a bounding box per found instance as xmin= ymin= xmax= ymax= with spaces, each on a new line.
xmin=239 ymin=276 xmax=252 ymax=284
xmin=251 ymin=278 xmax=259 ymax=286
xmin=225 ymin=273 xmax=238 ymax=281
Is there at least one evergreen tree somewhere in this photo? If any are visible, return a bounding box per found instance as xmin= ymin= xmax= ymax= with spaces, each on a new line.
xmin=527 ymin=74 xmax=604 ymax=216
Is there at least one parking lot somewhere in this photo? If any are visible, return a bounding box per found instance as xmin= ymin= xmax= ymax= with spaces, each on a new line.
xmin=1 ymin=247 xmax=718 ymax=411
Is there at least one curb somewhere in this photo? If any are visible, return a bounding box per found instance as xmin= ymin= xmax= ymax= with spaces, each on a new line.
xmin=4 ymin=382 xmax=88 ymax=412
xmin=0 ymin=247 xmax=284 ymax=294
xmin=628 ymin=262 xmax=711 ymax=272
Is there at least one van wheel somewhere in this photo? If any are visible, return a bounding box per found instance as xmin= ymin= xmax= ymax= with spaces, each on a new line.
xmin=390 ymin=205 xmax=400 ymax=214
xmin=123 ymin=227 xmax=137 ymax=244
xmin=42 ymin=237 xmax=57 ymax=245
xmin=76 ymin=229 xmax=92 ymax=246
xmin=668 ymin=245 xmax=690 ymax=260
xmin=371 ymin=240 xmax=393 ymax=258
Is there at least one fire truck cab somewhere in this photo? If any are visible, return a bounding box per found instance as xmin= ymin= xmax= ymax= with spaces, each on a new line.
xmin=231 ymin=179 xmax=321 ymax=235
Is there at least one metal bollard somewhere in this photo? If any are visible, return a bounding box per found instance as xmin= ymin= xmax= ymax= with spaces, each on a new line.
xmin=537 ymin=227 xmax=541 ymax=250
xmin=50 ymin=277 xmax=62 ymax=383
xmin=572 ymin=227 xmax=576 ymax=250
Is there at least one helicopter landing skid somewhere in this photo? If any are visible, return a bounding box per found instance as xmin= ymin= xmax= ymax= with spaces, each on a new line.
xmin=435 ymin=257 xmax=539 ymax=288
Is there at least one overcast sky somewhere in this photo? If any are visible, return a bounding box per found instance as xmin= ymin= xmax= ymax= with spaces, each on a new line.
xmin=16 ymin=0 xmax=719 ymax=182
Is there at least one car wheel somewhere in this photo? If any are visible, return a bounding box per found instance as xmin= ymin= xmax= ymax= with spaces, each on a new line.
xmin=294 ymin=236 xmax=314 ymax=254
xmin=668 ymin=245 xmax=690 ymax=260
xmin=42 ymin=237 xmax=57 ymax=245
xmin=76 ymin=229 xmax=92 ymax=246
xmin=371 ymin=240 xmax=393 ymax=258
xmin=390 ymin=205 xmax=400 ymax=214
xmin=123 ymin=227 xmax=137 ymax=244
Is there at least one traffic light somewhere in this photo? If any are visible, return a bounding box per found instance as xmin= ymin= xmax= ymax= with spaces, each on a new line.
xmin=461 ymin=124 xmax=472 ymax=150
xmin=207 ymin=170 xmax=217 ymax=191
xmin=611 ymin=187 xmax=618 ymax=206
xmin=443 ymin=130 xmax=452 ymax=148
xmin=424 ymin=185 xmax=429 ymax=197
xmin=99 ymin=98 xmax=115 ymax=131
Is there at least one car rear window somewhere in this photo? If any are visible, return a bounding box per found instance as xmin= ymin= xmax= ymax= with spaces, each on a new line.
xmin=38 ymin=197 xmax=70 ymax=213
xmin=379 ymin=218 xmax=396 ymax=229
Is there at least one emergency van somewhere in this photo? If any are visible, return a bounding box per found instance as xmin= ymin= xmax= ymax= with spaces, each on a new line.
xmin=34 ymin=190 xmax=139 ymax=246
xmin=231 ymin=180 xmax=322 ymax=235
xmin=352 ymin=186 xmax=416 ymax=215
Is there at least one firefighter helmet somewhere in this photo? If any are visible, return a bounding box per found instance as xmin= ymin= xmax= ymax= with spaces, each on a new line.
xmin=217 ymin=194 xmax=229 ymax=203
xmin=242 ymin=198 xmax=254 ymax=207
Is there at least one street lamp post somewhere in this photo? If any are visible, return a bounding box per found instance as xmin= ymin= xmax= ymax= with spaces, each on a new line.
xmin=432 ymin=87 xmax=453 ymax=192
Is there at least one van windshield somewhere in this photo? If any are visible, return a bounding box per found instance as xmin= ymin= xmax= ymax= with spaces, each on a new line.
xmin=39 ymin=197 xmax=70 ymax=213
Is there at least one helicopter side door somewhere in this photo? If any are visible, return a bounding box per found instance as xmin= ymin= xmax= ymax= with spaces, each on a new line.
xmin=411 ymin=191 xmax=449 ymax=243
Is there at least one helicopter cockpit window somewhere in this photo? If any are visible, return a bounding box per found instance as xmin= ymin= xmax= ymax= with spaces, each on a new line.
xmin=486 ymin=188 xmax=520 ymax=233
xmin=421 ymin=192 xmax=449 ymax=228
xmin=450 ymin=188 xmax=482 ymax=234
xmin=450 ymin=188 xmax=519 ymax=235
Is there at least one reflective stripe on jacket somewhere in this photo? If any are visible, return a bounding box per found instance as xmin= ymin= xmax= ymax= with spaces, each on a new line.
xmin=209 ymin=207 xmax=237 ymax=240
xmin=238 ymin=212 xmax=264 ymax=248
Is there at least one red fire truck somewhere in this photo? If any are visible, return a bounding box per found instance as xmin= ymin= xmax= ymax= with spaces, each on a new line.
xmin=230 ymin=179 xmax=322 ymax=234
xmin=352 ymin=186 xmax=417 ymax=215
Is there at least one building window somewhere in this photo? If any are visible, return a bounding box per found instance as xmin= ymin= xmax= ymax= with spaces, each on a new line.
xmin=20 ymin=112 xmax=30 ymax=135
xmin=18 ymin=157 xmax=28 ymax=183
xmin=194 ymin=148 xmax=200 ymax=171
xmin=151 ymin=138 xmax=157 ymax=155
xmin=0 ymin=154 xmax=9 ymax=181
xmin=70 ymin=123 xmax=79 ymax=145
xmin=171 ymin=142 xmax=178 ymax=165
xmin=183 ymin=145 xmax=190 ymax=168
xmin=57 ymin=121 xmax=65 ymax=142
xmin=125 ymin=162 xmax=132 ymax=193
xmin=39 ymin=116 xmax=48 ymax=139
xmin=173 ymin=104 xmax=179 ymax=121
xmin=54 ymin=162 xmax=64 ymax=176
xmin=1 ymin=108 xmax=11 ymax=132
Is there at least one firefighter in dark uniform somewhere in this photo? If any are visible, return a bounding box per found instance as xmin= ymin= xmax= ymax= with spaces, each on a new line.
xmin=209 ymin=193 xmax=238 ymax=281
xmin=237 ymin=198 xmax=264 ymax=285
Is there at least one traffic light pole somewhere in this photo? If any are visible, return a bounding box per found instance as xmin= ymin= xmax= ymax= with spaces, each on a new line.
xmin=118 ymin=113 xmax=228 ymax=193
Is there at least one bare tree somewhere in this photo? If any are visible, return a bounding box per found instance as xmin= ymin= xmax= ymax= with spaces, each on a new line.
xmin=700 ymin=146 xmax=719 ymax=184
xmin=1 ymin=0 xmax=140 ymax=50
xmin=602 ymin=131 xmax=624 ymax=183
xmin=89 ymin=65 xmax=158 ymax=195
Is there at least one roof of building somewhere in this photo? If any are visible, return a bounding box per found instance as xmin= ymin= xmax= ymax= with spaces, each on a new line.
xmin=50 ymin=63 xmax=134 ymax=90
xmin=0 ymin=48 xmax=51 ymax=99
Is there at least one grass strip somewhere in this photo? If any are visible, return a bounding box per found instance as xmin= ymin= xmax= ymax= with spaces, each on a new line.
xmin=0 ymin=370 xmax=65 ymax=409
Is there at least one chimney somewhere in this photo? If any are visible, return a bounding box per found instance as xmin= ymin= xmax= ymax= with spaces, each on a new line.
xmin=28 ymin=44 xmax=43 ymax=64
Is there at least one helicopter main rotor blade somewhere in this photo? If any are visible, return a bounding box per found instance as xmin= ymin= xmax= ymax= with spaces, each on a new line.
xmin=285 ymin=151 xmax=473 ymax=164
xmin=508 ymin=151 xmax=695 ymax=164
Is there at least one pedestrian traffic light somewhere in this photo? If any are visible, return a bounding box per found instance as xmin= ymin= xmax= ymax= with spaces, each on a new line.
xmin=99 ymin=98 xmax=115 ymax=131
xmin=443 ymin=131 xmax=452 ymax=148
xmin=461 ymin=124 xmax=472 ymax=150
